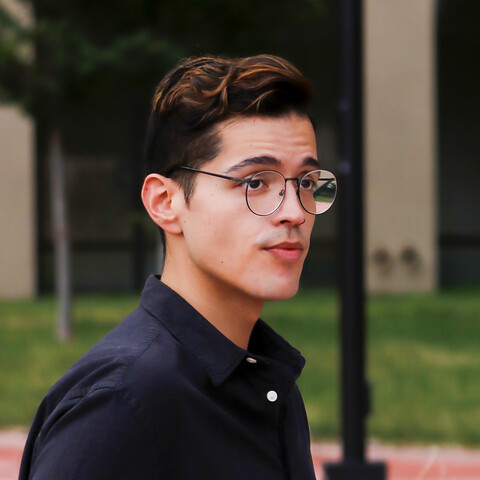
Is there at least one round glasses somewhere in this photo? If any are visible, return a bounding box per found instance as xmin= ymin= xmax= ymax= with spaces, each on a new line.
xmin=169 ymin=166 xmax=337 ymax=216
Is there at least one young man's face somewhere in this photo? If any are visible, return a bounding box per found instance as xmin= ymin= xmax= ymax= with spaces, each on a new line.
xmin=177 ymin=113 xmax=317 ymax=302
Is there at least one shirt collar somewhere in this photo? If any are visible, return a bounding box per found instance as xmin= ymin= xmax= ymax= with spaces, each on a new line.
xmin=248 ymin=319 xmax=306 ymax=383
xmin=140 ymin=275 xmax=305 ymax=387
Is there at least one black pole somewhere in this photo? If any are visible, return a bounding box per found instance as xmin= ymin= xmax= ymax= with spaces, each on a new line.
xmin=338 ymin=0 xmax=366 ymax=461
xmin=324 ymin=0 xmax=386 ymax=478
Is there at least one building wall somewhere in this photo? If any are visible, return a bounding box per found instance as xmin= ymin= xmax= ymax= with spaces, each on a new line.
xmin=0 ymin=106 xmax=36 ymax=297
xmin=364 ymin=0 xmax=437 ymax=292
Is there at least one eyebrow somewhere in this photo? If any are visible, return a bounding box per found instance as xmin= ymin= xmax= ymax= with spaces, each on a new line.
xmin=223 ymin=155 xmax=320 ymax=174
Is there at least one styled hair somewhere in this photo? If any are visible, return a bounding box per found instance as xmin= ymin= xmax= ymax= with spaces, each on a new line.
xmin=144 ymin=54 xmax=314 ymax=199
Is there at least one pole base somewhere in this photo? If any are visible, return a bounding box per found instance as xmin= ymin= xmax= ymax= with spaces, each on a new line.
xmin=323 ymin=461 xmax=386 ymax=480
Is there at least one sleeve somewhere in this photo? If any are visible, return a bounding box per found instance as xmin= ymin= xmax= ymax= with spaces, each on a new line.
xmin=27 ymin=386 xmax=160 ymax=480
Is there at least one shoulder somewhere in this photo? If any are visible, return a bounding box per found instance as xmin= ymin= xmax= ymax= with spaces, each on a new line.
xmin=40 ymin=303 xmax=208 ymax=430
xmin=21 ymin=298 xmax=212 ymax=478
xmin=45 ymin=306 xmax=163 ymax=399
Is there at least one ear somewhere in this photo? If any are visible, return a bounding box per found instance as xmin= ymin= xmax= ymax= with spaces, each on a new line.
xmin=141 ymin=174 xmax=184 ymax=235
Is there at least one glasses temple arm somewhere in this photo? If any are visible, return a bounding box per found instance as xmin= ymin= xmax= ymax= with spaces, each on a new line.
xmin=170 ymin=166 xmax=248 ymax=184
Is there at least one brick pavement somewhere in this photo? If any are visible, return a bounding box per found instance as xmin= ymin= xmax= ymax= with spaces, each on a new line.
xmin=312 ymin=443 xmax=480 ymax=480
xmin=2 ymin=430 xmax=480 ymax=480
xmin=0 ymin=431 xmax=25 ymax=480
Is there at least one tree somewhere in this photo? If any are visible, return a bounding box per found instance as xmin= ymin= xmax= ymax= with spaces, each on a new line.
xmin=0 ymin=0 xmax=181 ymax=340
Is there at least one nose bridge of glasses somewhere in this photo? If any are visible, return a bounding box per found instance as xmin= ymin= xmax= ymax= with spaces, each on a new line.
xmin=285 ymin=177 xmax=300 ymax=187
xmin=285 ymin=178 xmax=303 ymax=204
xmin=264 ymin=175 xmax=303 ymax=215
xmin=280 ymin=178 xmax=305 ymax=211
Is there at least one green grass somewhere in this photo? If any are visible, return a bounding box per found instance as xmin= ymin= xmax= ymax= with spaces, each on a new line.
xmin=1 ymin=288 xmax=480 ymax=446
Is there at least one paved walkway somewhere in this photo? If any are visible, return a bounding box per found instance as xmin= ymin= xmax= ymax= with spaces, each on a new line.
xmin=0 ymin=431 xmax=25 ymax=480
xmin=2 ymin=430 xmax=480 ymax=480
xmin=312 ymin=443 xmax=480 ymax=480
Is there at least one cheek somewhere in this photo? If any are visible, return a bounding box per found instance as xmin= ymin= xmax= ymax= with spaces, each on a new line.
xmin=188 ymin=191 xmax=253 ymax=255
xmin=184 ymin=207 xmax=246 ymax=265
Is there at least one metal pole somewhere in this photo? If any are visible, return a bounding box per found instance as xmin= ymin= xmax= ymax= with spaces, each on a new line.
xmin=338 ymin=0 xmax=366 ymax=461
xmin=324 ymin=0 xmax=385 ymax=478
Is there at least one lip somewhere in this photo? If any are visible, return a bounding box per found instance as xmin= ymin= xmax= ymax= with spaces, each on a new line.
xmin=264 ymin=242 xmax=304 ymax=261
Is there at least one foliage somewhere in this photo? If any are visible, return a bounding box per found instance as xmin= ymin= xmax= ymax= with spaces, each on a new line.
xmin=0 ymin=0 xmax=331 ymax=122
xmin=0 ymin=0 xmax=183 ymax=122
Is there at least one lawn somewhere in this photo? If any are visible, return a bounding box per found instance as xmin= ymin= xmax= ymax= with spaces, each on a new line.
xmin=1 ymin=287 xmax=479 ymax=446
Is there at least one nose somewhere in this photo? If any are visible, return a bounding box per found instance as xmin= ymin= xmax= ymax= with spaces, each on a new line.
xmin=273 ymin=180 xmax=306 ymax=226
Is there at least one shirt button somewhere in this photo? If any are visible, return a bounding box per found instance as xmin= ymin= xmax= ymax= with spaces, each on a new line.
xmin=267 ymin=390 xmax=278 ymax=402
xmin=245 ymin=357 xmax=257 ymax=364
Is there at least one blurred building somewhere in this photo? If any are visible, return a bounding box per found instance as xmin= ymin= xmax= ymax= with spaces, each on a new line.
xmin=1 ymin=0 xmax=479 ymax=297
xmin=0 ymin=0 xmax=36 ymax=298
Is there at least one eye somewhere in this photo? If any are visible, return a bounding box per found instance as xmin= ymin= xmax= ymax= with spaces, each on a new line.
xmin=248 ymin=178 xmax=265 ymax=191
xmin=300 ymin=178 xmax=315 ymax=190
xmin=247 ymin=172 xmax=274 ymax=192
xmin=247 ymin=176 xmax=268 ymax=193
xmin=246 ymin=171 xmax=283 ymax=195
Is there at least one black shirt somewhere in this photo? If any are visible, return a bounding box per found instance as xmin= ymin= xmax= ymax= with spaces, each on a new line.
xmin=20 ymin=276 xmax=316 ymax=479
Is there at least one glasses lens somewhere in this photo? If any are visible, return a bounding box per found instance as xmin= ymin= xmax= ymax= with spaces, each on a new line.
xmin=246 ymin=171 xmax=285 ymax=215
xmin=299 ymin=170 xmax=337 ymax=214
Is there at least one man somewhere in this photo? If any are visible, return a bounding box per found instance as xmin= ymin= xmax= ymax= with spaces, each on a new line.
xmin=20 ymin=55 xmax=336 ymax=479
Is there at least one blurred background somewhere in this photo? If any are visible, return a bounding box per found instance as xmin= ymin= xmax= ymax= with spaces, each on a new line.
xmin=1 ymin=0 xmax=479 ymax=459
xmin=1 ymin=0 xmax=480 ymax=295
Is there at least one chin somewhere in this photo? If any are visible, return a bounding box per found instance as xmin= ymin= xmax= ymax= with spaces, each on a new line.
xmin=256 ymin=279 xmax=300 ymax=301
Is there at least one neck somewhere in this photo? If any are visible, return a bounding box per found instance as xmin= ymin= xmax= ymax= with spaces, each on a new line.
xmin=161 ymin=257 xmax=263 ymax=350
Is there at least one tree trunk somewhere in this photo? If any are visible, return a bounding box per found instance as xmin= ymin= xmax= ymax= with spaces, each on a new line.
xmin=48 ymin=128 xmax=72 ymax=341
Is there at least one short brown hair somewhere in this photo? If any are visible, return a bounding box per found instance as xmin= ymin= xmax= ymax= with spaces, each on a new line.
xmin=144 ymin=54 xmax=314 ymax=200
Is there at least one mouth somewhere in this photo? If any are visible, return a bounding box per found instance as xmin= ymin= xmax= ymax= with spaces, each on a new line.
xmin=264 ymin=242 xmax=304 ymax=261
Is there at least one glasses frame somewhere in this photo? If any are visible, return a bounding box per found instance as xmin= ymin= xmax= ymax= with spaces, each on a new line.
xmin=167 ymin=165 xmax=336 ymax=216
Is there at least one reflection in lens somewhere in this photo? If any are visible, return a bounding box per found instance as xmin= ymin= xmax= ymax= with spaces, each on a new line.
xmin=300 ymin=170 xmax=337 ymax=215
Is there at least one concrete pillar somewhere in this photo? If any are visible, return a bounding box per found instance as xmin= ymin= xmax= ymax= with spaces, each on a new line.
xmin=0 ymin=106 xmax=36 ymax=297
xmin=364 ymin=0 xmax=437 ymax=292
